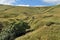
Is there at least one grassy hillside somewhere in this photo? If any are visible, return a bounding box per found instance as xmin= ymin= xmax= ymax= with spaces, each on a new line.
xmin=0 ymin=5 xmax=60 ymax=40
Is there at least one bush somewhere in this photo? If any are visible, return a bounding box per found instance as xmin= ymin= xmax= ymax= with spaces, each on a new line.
xmin=0 ymin=20 xmax=30 ymax=40
xmin=0 ymin=22 xmax=4 ymax=32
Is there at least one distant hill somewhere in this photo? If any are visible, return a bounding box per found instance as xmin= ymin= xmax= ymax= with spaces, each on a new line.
xmin=0 ymin=5 xmax=60 ymax=40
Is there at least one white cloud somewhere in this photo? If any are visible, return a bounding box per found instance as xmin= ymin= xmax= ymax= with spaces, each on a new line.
xmin=16 ymin=4 xmax=46 ymax=7
xmin=30 ymin=5 xmax=47 ymax=7
xmin=0 ymin=0 xmax=16 ymax=5
xmin=0 ymin=0 xmax=30 ymax=6
xmin=34 ymin=5 xmax=47 ymax=7
xmin=16 ymin=4 xmax=30 ymax=6
xmin=43 ymin=0 xmax=60 ymax=4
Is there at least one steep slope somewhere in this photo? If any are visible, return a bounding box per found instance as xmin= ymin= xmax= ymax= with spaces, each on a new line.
xmin=0 ymin=5 xmax=60 ymax=40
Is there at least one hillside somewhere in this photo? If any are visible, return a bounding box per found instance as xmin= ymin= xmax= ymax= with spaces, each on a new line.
xmin=0 ymin=5 xmax=60 ymax=40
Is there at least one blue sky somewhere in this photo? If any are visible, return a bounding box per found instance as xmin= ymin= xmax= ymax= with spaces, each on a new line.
xmin=0 ymin=0 xmax=60 ymax=6
xmin=13 ymin=0 xmax=53 ymax=6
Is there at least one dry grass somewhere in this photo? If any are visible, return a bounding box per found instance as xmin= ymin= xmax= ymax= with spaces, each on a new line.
xmin=0 ymin=5 xmax=60 ymax=40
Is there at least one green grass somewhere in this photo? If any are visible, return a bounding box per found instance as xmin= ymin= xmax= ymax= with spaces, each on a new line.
xmin=0 ymin=5 xmax=60 ymax=40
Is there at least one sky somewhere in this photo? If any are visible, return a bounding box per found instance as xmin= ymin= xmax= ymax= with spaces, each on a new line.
xmin=0 ymin=0 xmax=60 ymax=6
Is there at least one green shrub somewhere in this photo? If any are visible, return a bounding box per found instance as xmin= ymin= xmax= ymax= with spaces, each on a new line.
xmin=0 ymin=20 xmax=30 ymax=40
xmin=0 ymin=22 xmax=4 ymax=32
